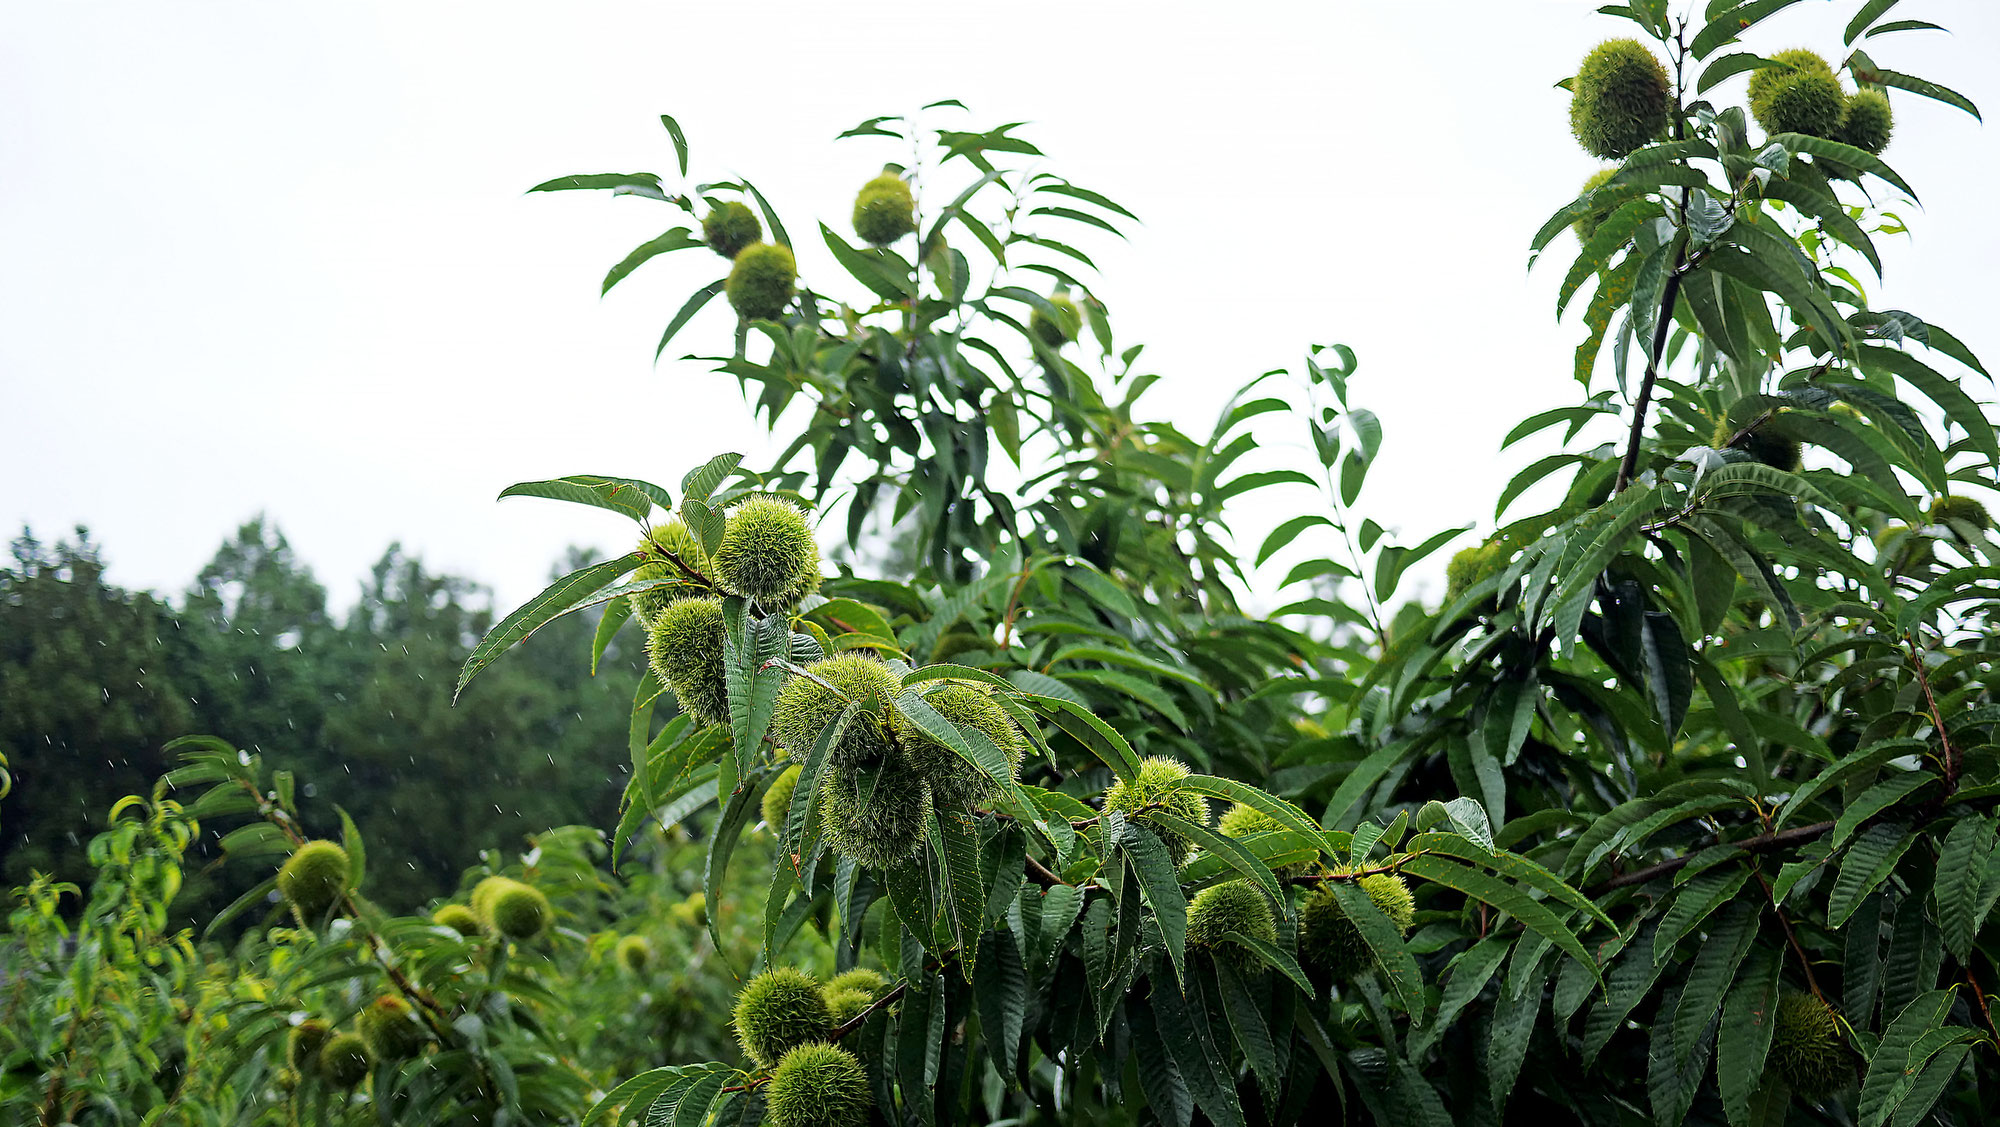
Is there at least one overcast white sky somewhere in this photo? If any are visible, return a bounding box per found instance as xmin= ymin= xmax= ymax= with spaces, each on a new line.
xmin=4 ymin=1 xmax=1996 ymax=614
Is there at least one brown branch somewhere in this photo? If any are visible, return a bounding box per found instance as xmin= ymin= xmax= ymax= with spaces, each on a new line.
xmin=1614 ymin=262 xmax=1689 ymax=493
xmin=830 ymin=981 xmax=909 ymax=1041
xmin=1756 ymin=868 xmax=1823 ymax=1001
xmin=1024 ymin=854 xmax=1068 ymax=888
xmin=1906 ymin=630 xmax=1960 ymax=790
xmin=1588 ymin=820 xmax=1836 ymax=895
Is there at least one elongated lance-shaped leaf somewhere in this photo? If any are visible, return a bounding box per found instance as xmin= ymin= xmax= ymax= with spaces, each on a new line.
xmin=1020 ymin=695 xmax=1140 ymax=779
xmin=1670 ymin=899 xmax=1761 ymax=1075
xmin=702 ymin=776 xmax=759 ymax=976
xmin=1405 ymin=832 xmax=1613 ymax=930
xmin=580 ymin=1064 xmax=735 ymax=1127
xmin=1183 ymin=773 xmax=1348 ymax=860
xmin=455 ymin=552 xmax=641 ymax=698
xmin=1325 ymin=878 xmax=1424 ymax=1021
xmin=680 ymin=451 xmax=743 ymax=505
xmin=603 ymin=227 xmax=703 ymax=294
xmin=929 ymin=806 xmax=986 ymax=979
xmin=657 ymin=279 xmax=725 ymax=358
xmin=1935 ymin=815 xmax=1995 ymax=961
xmin=1717 ymin=947 xmax=1782 ymax=1127
xmin=721 ymin=599 xmax=786 ymax=770
xmin=1654 ymin=868 xmax=1753 ymax=963
xmin=499 ymin=475 xmax=672 ymax=521
xmin=1209 ymin=959 xmax=1279 ymax=1098
xmin=1113 ymin=816 xmax=1187 ymax=987
xmin=1857 ymin=988 xmax=1956 ymax=1127
xmin=1148 ymin=976 xmax=1247 ymax=1127
xmin=974 ymin=928 xmax=1027 ymax=1079
xmin=1401 ymin=854 xmax=1601 ymax=986
xmin=1828 ymin=823 xmax=1918 ymax=927
xmin=1149 ymin=810 xmax=1286 ymax=916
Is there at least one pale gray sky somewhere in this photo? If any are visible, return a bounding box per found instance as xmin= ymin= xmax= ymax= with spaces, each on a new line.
xmin=5 ymin=1 xmax=1995 ymax=612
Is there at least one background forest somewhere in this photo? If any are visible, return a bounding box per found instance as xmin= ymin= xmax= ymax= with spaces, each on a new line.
xmin=0 ymin=523 xmax=639 ymax=914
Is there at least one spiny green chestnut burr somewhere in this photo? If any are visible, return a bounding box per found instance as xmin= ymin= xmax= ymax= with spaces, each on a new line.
xmin=647 ymin=596 xmax=730 ymax=727
xmin=823 ymin=987 xmax=872 ymax=1025
xmin=615 ymin=934 xmax=652 ymax=974
xmin=1747 ymin=49 xmax=1834 ymax=108
xmin=772 ymin=654 xmax=901 ymax=764
xmin=764 ymin=764 xmax=803 ymax=829
xmin=1101 ymin=756 xmax=1211 ymax=863
xmin=766 ymin=1042 xmax=872 ymax=1127
xmin=277 ymin=840 xmax=350 ymax=919
xmin=1445 ymin=540 xmax=1512 ymax=605
xmin=1029 ymin=292 xmax=1081 ymax=348
xmin=703 ymin=201 xmax=763 ymax=259
xmin=826 ymin=967 xmax=887 ymax=998
xmin=317 ymin=1032 xmax=371 ymax=1088
xmin=1767 ymin=991 xmax=1850 ymax=1099
xmin=1217 ymin=802 xmax=1312 ymax=876
xmin=852 ymin=171 xmax=916 ymax=247
xmin=1930 ymin=495 xmax=1991 ymax=531
xmin=431 ymin=903 xmax=480 ymax=935
xmin=712 ymin=496 xmax=821 ymax=609
xmin=891 ymin=681 xmax=1026 ymax=810
xmin=1568 ymin=38 xmax=1670 ymax=159
xmin=630 ymin=521 xmax=710 ymax=628
xmin=1571 ymin=167 xmax=1621 ymax=244
xmin=1184 ymin=880 xmax=1277 ymax=967
xmin=726 ymin=241 xmax=797 ymax=321
xmin=1298 ymin=871 xmax=1415 ymax=980
xmin=819 ymin=760 xmax=931 ymax=869
xmin=474 ymin=876 xmax=551 ymax=940
xmin=287 ymin=1019 xmax=332 ymax=1072
xmin=357 ymin=995 xmax=428 ymax=1062
xmin=1839 ymin=88 xmax=1893 ymax=154
xmin=1753 ymin=69 xmax=1847 ymax=139
xmin=732 ymin=968 xmax=834 ymax=1069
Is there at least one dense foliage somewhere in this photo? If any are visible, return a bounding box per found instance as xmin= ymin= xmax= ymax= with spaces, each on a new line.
xmin=6 ymin=1 xmax=1999 ymax=1124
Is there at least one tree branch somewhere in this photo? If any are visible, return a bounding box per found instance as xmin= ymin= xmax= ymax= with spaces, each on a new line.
xmin=1588 ymin=820 xmax=1835 ymax=894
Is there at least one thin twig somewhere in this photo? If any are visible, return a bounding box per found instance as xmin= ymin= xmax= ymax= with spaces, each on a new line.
xmin=1756 ymin=868 xmax=1823 ymax=1001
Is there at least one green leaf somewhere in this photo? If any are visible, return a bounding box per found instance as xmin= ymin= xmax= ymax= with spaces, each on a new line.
xmin=1831 ymin=772 xmax=1936 ymax=848
xmin=1327 ymin=878 xmax=1424 ymax=1020
xmin=657 ymin=280 xmax=726 ymax=359
xmin=680 ymin=452 xmax=744 ymax=505
xmin=974 ymin=928 xmax=1026 ymax=1078
xmin=1860 ymin=67 xmax=1981 ymax=120
xmin=528 ymin=171 xmax=665 ymax=196
xmin=1769 ymin=132 xmax=1918 ymax=197
xmin=822 ymin=223 xmax=914 ymax=301
xmin=1653 ymin=867 xmax=1752 ymax=963
xmin=1717 ymin=947 xmax=1782 ymax=1127
xmin=456 ymin=553 xmax=643 ymax=698
xmin=498 ymin=475 xmax=672 ymax=521
xmin=1691 ymin=0 xmax=1812 ymax=58
xmin=1401 ymin=854 xmax=1600 ymax=984
xmin=702 ymin=777 xmax=759 ymax=974
xmin=721 ymin=601 xmax=786 ymax=766
xmin=591 ymin=595 xmax=632 ymax=677
xmin=930 ymin=807 xmax=986 ymax=979
xmin=1827 ymin=823 xmax=1917 ymax=927
xmin=1845 ymin=0 xmax=1903 ymax=44
xmin=1856 ymin=988 xmax=1955 ymax=1127
xmin=603 ymin=228 xmax=704 ymax=294
xmin=1935 ymin=815 xmax=1994 ymax=961
xmin=1113 ymin=816 xmax=1187 ymax=987
xmin=660 ymin=114 xmax=689 ymax=177
xmin=1670 ymin=899 xmax=1760 ymax=1075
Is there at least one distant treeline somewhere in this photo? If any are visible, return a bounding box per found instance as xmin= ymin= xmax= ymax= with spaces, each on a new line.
xmin=0 ymin=520 xmax=641 ymax=919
